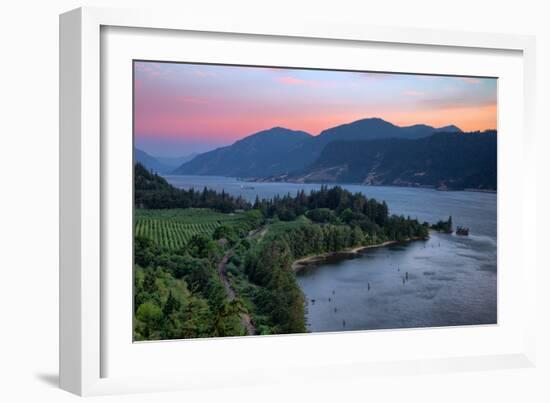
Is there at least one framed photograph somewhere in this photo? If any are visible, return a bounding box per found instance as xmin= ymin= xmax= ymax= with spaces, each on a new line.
xmin=60 ymin=7 xmax=537 ymax=396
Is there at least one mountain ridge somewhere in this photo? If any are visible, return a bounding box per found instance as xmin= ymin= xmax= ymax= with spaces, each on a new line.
xmin=173 ymin=127 xmax=313 ymax=177
xmin=174 ymin=117 xmax=468 ymax=177
xmin=276 ymin=130 xmax=497 ymax=190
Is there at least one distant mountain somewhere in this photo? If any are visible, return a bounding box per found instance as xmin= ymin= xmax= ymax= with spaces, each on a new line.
xmin=282 ymin=131 xmax=496 ymax=191
xmin=434 ymin=125 xmax=462 ymax=133
xmin=283 ymin=118 xmax=463 ymax=169
xmin=135 ymin=148 xmax=198 ymax=174
xmin=174 ymin=118 xmax=464 ymax=178
xmin=157 ymin=153 xmax=198 ymax=170
xmin=316 ymin=118 xmax=461 ymax=144
xmin=173 ymin=127 xmax=313 ymax=177
xmin=134 ymin=148 xmax=171 ymax=174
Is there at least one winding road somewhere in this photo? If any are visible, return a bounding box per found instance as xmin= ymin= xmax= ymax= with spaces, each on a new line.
xmin=216 ymin=226 xmax=268 ymax=336
xmin=217 ymin=251 xmax=256 ymax=335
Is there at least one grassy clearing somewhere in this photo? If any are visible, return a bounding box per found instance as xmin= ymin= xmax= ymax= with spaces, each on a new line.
xmin=263 ymin=215 xmax=311 ymax=240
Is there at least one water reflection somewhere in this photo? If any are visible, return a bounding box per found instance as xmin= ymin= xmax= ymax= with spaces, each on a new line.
xmin=297 ymin=232 xmax=496 ymax=332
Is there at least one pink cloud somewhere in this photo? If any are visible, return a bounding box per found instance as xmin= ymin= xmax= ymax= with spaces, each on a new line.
xmin=277 ymin=76 xmax=308 ymax=86
xmin=456 ymin=77 xmax=481 ymax=84
xmin=133 ymin=62 xmax=497 ymax=150
xmin=135 ymin=62 xmax=167 ymax=79
xmin=275 ymin=76 xmax=333 ymax=89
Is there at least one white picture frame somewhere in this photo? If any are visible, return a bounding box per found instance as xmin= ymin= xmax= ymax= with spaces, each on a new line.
xmin=59 ymin=6 xmax=538 ymax=396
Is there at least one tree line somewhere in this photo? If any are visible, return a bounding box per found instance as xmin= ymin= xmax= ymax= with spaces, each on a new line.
xmin=253 ymin=185 xmax=390 ymax=225
xmin=135 ymin=163 xmax=249 ymax=212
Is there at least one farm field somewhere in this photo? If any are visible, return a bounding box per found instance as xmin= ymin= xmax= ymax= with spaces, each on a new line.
xmin=135 ymin=208 xmax=252 ymax=249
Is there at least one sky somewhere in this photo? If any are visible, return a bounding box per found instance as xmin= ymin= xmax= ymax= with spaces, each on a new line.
xmin=134 ymin=61 xmax=497 ymax=157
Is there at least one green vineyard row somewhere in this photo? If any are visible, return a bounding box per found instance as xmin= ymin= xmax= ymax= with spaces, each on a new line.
xmin=135 ymin=208 xmax=248 ymax=249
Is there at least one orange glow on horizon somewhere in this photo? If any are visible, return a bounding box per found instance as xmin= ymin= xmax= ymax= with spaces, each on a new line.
xmin=134 ymin=62 xmax=498 ymax=153
xmin=137 ymin=103 xmax=497 ymax=143
xmin=377 ymin=103 xmax=497 ymax=133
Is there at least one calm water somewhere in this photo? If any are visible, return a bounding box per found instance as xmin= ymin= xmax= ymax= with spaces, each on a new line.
xmin=165 ymin=175 xmax=497 ymax=332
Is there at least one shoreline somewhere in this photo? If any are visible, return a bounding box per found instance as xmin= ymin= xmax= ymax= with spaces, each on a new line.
xmin=291 ymin=237 xmax=426 ymax=273
xmin=239 ymin=177 xmax=496 ymax=194
xmin=165 ymin=174 xmax=496 ymax=195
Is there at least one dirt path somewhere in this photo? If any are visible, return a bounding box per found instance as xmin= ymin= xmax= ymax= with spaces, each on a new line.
xmin=215 ymin=226 xmax=269 ymax=335
xmin=217 ymin=251 xmax=256 ymax=335
xmin=247 ymin=226 xmax=268 ymax=240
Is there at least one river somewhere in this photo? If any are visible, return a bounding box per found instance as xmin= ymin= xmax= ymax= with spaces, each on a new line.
xmin=165 ymin=175 xmax=497 ymax=332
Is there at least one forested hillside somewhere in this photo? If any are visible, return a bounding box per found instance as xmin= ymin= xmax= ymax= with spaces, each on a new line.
xmin=286 ymin=131 xmax=497 ymax=190
xmin=173 ymin=127 xmax=312 ymax=177
xmin=135 ymin=163 xmax=250 ymax=212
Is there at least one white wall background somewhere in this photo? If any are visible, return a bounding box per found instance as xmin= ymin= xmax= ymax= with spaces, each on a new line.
xmin=0 ymin=0 xmax=548 ymax=401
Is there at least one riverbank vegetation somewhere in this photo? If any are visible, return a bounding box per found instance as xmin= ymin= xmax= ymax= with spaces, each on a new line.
xmin=431 ymin=216 xmax=453 ymax=233
xmin=133 ymin=163 xmax=432 ymax=340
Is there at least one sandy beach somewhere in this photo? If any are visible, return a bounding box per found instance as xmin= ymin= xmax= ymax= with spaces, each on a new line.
xmin=291 ymin=238 xmax=426 ymax=272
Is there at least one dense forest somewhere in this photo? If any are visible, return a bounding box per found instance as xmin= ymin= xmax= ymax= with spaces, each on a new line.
xmin=134 ymin=163 xmax=432 ymax=340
